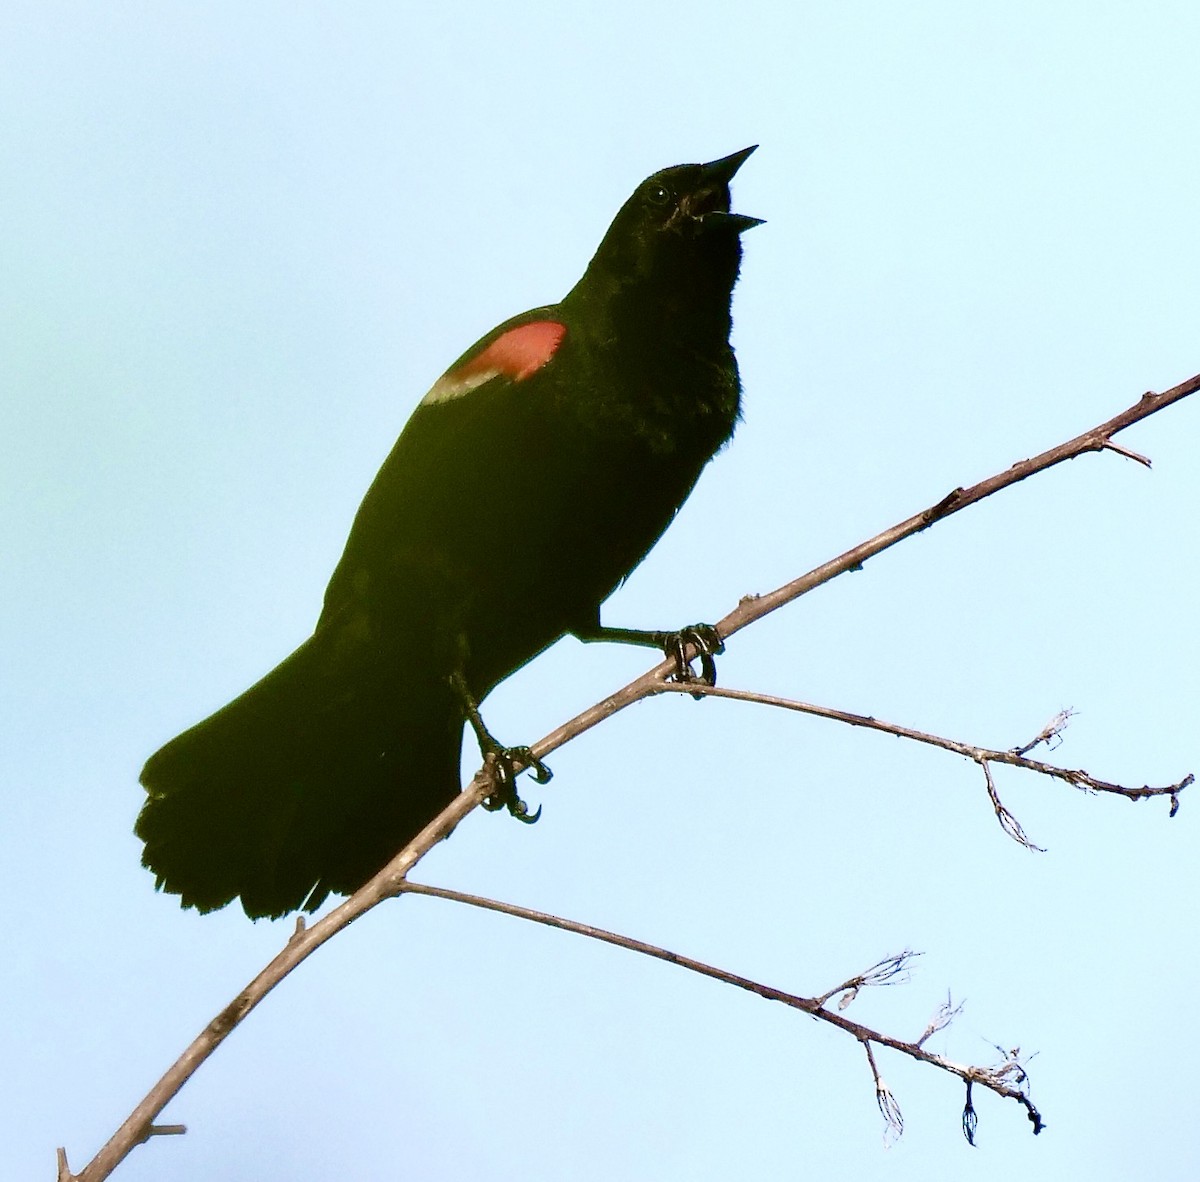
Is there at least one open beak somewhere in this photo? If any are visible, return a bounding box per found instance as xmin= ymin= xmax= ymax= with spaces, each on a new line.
xmin=700 ymin=145 xmax=758 ymax=186
xmin=695 ymin=145 xmax=764 ymax=233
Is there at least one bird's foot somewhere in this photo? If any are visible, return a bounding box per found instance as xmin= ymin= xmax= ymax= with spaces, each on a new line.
xmin=662 ymin=624 xmax=725 ymax=697
xmin=572 ymin=619 xmax=726 ymax=695
xmin=451 ymin=668 xmax=553 ymax=824
xmin=480 ymin=744 xmax=553 ymax=823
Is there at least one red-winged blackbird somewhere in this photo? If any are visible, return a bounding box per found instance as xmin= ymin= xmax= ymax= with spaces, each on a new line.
xmin=136 ymin=147 xmax=760 ymax=918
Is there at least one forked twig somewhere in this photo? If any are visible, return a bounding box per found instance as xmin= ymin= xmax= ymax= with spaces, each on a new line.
xmin=397 ymin=883 xmax=1042 ymax=1141
xmin=659 ymin=683 xmax=1192 ymax=848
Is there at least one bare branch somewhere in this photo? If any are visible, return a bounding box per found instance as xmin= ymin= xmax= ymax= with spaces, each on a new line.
xmin=398 ymin=882 xmax=1043 ymax=1138
xmin=64 ymin=375 xmax=1191 ymax=1178
xmin=661 ymin=683 xmax=1191 ymax=828
xmin=67 ymin=789 xmax=486 ymax=1182
xmin=709 ymin=378 xmax=1200 ymax=647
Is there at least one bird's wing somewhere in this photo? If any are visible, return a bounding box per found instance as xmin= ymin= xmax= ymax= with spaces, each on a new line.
xmin=421 ymin=309 xmax=567 ymax=406
xmin=317 ymin=307 xmax=569 ymax=629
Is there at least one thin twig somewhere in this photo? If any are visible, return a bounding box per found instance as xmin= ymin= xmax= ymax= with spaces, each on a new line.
xmin=706 ymin=379 xmax=1200 ymax=648
xmin=398 ymin=882 xmax=1042 ymax=1138
xmin=496 ymin=376 xmax=1200 ymax=776
xmin=1012 ymin=709 xmax=1075 ymax=757
xmin=137 ymin=1126 xmax=186 ymax=1144
xmin=62 ymin=374 xmax=1195 ymax=1179
xmin=917 ymin=992 xmax=965 ymax=1048
xmin=1101 ymin=438 xmax=1152 ymax=467
xmin=863 ymin=1041 xmax=905 ymax=1146
xmin=814 ymin=950 xmax=919 ymax=1008
xmin=981 ymin=762 xmax=1045 ymax=851
xmin=660 ymin=682 xmax=1192 ymax=832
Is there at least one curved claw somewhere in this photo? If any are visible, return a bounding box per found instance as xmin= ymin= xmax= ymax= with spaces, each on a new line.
xmin=511 ymin=800 xmax=543 ymax=825
xmin=480 ymin=746 xmax=550 ymax=822
xmin=507 ymin=745 xmax=554 ymax=786
xmin=664 ymin=623 xmax=725 ymax=697
xmin=479 ymin=755 xmax=512 ymax=812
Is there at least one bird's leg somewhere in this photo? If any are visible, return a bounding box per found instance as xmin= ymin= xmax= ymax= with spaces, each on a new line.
xmin=449 ymin=670 xmax=551 ymax=824
xmin=573 ymin=619 xmax=725 ymax=693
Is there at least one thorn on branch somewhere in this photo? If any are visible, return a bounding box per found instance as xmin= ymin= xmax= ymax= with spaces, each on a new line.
xmin=136 ymin=1124 xmax=187 ymax=1144
xmin=56 ymin=1147 xmax=75 ymax=1182
xmin=1101 ymin=437 xmax=1153 ymax=468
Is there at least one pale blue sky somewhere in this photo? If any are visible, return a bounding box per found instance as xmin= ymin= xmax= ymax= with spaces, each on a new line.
xmin=3 ymin=3 xmax=1198 ymax=1180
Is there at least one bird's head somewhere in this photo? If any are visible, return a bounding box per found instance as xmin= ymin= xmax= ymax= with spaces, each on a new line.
xmin=641 ymin=145 xmax=764 ymax=238
xmin=569 ymin=146 xmax=762 ymax=310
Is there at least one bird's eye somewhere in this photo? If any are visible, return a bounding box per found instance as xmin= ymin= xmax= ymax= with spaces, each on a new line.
xmin=644 ymin=182 xmax=671 ymax=206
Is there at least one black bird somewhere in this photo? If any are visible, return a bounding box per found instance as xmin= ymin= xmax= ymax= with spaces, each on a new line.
xmin=137 ymin=147 xmax=761 ymax=918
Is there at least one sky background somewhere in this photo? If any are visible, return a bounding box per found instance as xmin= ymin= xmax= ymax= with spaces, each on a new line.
xmin=3 ymin=3 xmax=1198 ymax=1179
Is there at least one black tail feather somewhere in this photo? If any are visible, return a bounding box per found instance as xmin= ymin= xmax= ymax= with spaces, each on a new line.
xmin=136 ymin=631 xmax=462 ymax=919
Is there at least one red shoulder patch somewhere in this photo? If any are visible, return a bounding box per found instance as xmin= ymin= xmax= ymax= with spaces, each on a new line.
xmin=423 ymin=319 xmax=566 ymax=405
xmin=464 ymin=320 xmax=566 ymax=381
